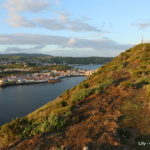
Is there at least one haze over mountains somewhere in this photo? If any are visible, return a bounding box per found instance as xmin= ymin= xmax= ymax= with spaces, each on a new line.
xmin=0 ymin=53 xmax=51 ymax=57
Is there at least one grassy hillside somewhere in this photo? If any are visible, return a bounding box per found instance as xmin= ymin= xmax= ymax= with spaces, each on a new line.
xmin=0 ymin=43 xmax=150 ymax=149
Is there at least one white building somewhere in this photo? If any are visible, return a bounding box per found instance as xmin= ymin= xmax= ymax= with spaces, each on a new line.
xmin=0 ymin=79 xmax=4 ymax=85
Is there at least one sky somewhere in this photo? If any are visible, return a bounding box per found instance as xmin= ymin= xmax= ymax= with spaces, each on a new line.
xmin=0 ymin=0 xmax=150 ymax=57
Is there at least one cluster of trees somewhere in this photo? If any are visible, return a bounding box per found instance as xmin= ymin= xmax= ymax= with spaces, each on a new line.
xmin=43 ymin=56 xmax=113 ymax=64
xmin=0 ymin=54 xmax=113 ymax=64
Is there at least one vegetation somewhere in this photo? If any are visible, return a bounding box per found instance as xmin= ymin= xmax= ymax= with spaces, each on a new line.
xmin=48 ymin=56 xmax=113 ymax=64
xmin=0 ymin=64 xmax=72 ymax=78
xmin=0 ymin=54 xmax=113 ymax=64
xmin=0 ymin=43 xmax=150 ymax=149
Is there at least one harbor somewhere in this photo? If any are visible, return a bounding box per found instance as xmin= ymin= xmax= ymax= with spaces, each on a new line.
xmin=0 ymin=69 xmax=96 ymax=87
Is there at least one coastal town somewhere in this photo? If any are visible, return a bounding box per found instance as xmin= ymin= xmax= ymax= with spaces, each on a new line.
xmin=0 ymin=68 xmax=95 ymax=87
xmin=0 ymin=55 xmax=99 ymax=87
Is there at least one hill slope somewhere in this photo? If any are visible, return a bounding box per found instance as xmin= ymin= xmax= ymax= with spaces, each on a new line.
xmin=0 ymin=54 xmax=112 ymax=64
xmin=0 ymin=43 xmax=150 ymax=150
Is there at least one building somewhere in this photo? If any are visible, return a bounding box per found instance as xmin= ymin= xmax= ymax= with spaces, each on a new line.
xmin=84 ymin=70 xmax=96 ymax=76
xmin=0 ymin=79 xmax=4 ymax=86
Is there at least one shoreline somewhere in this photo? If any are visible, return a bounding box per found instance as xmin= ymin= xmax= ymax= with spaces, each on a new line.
xmin=0 ymin=75 xmax=86 ymax=88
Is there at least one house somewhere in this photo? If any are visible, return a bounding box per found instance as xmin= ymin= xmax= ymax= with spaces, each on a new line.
xmin=0 ymin=79 xmax=4 ymax=86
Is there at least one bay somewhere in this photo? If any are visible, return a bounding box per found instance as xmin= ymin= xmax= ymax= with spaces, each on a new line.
xmin=0 ymin=64 xmax=102 ymax=125
xmin=74 ymin=64 xmax=102 ymax=70
xmin=0 ymin=77 xmax=85 ymax=125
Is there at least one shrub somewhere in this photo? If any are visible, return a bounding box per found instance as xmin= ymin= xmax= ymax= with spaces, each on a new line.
xmin=134 ymin=77 xmax=150 ymax=89
xmin=80 ymin=83 xmax=89 ymax=88
xmin=60 ymin=101 xmax=68 ymax=107
xmin=120 ymin=80 xmax=133 ymax=89
xmin=72 ymin=88 xmax=95 ymax=104
xmin=0 ymin=117 xmax=34 ymax=146
xmin=95 ymin=78 xmax=114 ymax=94
xmin=35 ymin=107 xmax=72 ymax=133
xmin=122 ymin=77 xmax=150 ymax=89
xmin=145 ymin=85 xmax=150 ymax=98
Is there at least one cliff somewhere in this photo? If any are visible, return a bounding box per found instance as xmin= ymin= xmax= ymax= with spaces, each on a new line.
xmin=0 ymin=43 xmax=150 ymax=150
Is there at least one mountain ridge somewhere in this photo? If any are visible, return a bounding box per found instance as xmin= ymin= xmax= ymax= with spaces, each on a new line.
xmin=0 ymin=54 xmax=113 ymax=64
xmin=0 ymin=53 xmax=51 ymax=57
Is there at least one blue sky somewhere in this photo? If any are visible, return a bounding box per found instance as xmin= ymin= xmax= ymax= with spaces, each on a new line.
xmin=0 ymin=0 xmax=150 ymax=57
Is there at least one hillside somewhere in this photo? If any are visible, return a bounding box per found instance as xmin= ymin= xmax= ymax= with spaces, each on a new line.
xmin=0 ymin=43 xmax=150 ymax=150
xmin=0 ymin=54 xmax=112 ymax=64
xmin=47 ymin=57 xmax=113 ymax=64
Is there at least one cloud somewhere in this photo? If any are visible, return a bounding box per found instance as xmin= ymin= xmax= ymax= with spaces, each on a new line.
xmin=67 ymin=21 xmax=101 ymax=32
xmin=7 ymin=14 xmax=102 ymax=32
xmin=66 ymin=37 xmax=131 ymax=50
xmin=5 ymin=0 xmax=50 ymax=28
xmin=56 ymin=12 xmax=69 ymax=22
xmin=5 ymin=44 xmax=47 ymax=53
xmin=4 ymin=0 xmax=104 ymax=32
xmin=0 ymin=33 xmax=132 ymax=54
xmin=32 ymin=17 xmax=102 ymax=32
xmin=67 ymin=38 xmax=77 ymax=46
xmin=0 ymin=34 xmax=68 ymax=46
xmin=8 ymin=15 xmax=35 ymax=27
xmin=5 ymin=0 xmax=50 ymax=13
xmin=6 ymin=14 xmax=103 ymax=32
xmin=53 ymin=0 xmax=61 ymax=5
xmin=131 ymin=22 xmax=150 ymax=29
xmin=34 ymin=18 xmax=66 ymax=30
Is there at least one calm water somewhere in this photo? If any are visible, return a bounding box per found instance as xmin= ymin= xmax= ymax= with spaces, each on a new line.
xmin=74 ymin=64 xmax=102 ymax=70
xmin=0 ymin=65 xmax=102 ymax=125
xmin=0 ymin=77 xmax=85 ymax=125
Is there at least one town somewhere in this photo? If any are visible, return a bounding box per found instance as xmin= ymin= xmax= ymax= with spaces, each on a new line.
xmin=0 ymin=68 xmax=95 ymax=87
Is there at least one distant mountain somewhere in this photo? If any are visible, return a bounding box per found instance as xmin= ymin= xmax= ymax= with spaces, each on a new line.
xmin=0 ymin=43 xmax=150 ymax=149
xmin=0 ymin=54 xmax=113 ymax=64
xmin=49 ymin=56 xmax=113 ymax=64
xmin=0 ymin=53 xmax=51 ymax=57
